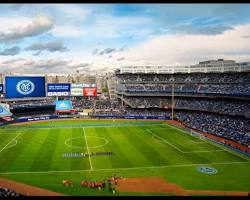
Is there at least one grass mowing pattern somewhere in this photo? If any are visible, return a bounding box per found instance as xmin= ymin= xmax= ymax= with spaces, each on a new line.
xmin=0 ymin=119 xmax=249 ymax=196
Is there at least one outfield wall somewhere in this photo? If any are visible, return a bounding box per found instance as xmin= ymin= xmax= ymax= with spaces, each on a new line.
xmin=0 ymin=115 xmax=170 ymax=126
xmin=92 ymin=115 xmax=170 ymax=120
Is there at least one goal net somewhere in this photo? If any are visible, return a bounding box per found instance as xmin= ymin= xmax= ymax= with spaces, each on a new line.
xmin=190 ymin=129 xmax=206 ymax=140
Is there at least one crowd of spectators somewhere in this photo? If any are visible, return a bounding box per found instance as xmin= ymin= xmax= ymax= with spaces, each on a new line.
xmin=121 ymin=97 xmax=250 ymax=117
xmin=0 ymin=187 xmax=25 ymax=196
xmin=7 ymin=98 xmax=55 ymax=109
xmin=175 ymin=98 xmax=250 ymax=117
xmin=117 ymin=72 xmax=250 ymax=84
xmin=116 ymin=71 xmax=250 ymax=147
xmin=122 ymin=97 xmax=171 ymax=109
xmin=94 ymin=100 xmax=121 ymax=111
xmin=123 ymin=108 xmax=172 ymax=117
xmin=123 ymin=83 xmax=250 ymax=96
xmin=93 ymin=100 xmax=124 ymax=116
xmin=176 ymin=111 xmax=250 ymax=147
xmin=71 ymin=97 xmax=94 ymax=110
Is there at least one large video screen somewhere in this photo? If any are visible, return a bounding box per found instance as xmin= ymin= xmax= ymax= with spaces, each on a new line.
xmin=47 ymin=83 xmax=71 ymax=96
xmin=55 ymin=100 xmax=73 ymax=111
xmin=5 ymin=76 xmax=45 ymax=99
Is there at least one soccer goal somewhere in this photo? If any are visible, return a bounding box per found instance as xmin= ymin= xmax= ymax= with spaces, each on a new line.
xmin=190 ymin=129 xmax=206 ymax=140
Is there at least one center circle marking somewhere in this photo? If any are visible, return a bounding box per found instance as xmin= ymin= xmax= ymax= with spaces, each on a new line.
xmin=64 ymin=136 xmax=109 ymax=149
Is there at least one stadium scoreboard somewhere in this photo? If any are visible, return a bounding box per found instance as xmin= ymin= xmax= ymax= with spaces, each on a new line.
xmin=3 ymin=76 xmax=97 ymax=98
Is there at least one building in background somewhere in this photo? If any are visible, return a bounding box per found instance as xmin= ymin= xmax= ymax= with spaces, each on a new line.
xmin=106 ymin=75 xmax=117 ymax=100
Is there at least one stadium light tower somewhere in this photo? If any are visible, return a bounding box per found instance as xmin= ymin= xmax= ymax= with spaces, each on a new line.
xmin=171 ymin=83 xmax=175 ymax=120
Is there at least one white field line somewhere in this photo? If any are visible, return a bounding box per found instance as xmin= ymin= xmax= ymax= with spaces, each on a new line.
xmin=0 ymin=161 xmax=248 ymax=175
xmin=164 ymin=124 xmax=250 ymax=162
xmin=147 ymin=129 xmax=225 ymax=154
xmin=83 ymin=128 xmax=93 ymax=171
xmin=190 ymin=140 xmax=206 ymax=144
xmin=5 ymin=140 xmax=18 ymax=149
xmin=146 ymin=129 xmax=185 ymax=153
xmin=0 ymin=132 xmax=22 ymax=154
xmin=0 ymin=132 xmax=24 ymax=135
xmin=148 ymin=127 xmax=206 ymax=144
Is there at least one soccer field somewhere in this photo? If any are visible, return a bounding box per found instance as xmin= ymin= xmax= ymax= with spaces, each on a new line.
xmin=0 ymin=119 xmax=249 ymax=196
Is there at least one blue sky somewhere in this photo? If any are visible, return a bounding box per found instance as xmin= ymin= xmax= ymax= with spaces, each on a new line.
xmin=0 ymin=4 xmax=250 ymax=74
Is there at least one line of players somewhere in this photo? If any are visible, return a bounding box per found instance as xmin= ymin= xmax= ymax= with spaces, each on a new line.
xmin=62 ymin=174 xmax=122 ymax=193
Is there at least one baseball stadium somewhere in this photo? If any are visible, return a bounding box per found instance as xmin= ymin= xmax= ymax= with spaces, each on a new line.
xmin=0 ymin=59 xmax=250 ymax=196
xmin=1 ymin=3 xmax=250 ymax=197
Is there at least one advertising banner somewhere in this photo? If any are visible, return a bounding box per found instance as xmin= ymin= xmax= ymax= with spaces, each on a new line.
xmin=0 ymin=84 xmax=3 ymax=94
xmin=5 ymin=76 xmax=45 ymax=98
xmin=71 ymin=83 xmax=83 ymax=96
xmin=71 ymin=83 xmax=96 ymax=88
xmin=92 ymin=115 xmax=171 ymax=120
xmin=83 ymin=87 xmax=97 ymax=96
xmin=71 ymin=88 xmax=83 ymax=96
xmin=47 ymin=83 xmax=71 ymax=96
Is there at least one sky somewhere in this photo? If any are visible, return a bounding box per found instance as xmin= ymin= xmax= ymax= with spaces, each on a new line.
xmin=0 ymin=4 xmax=250 ymax=74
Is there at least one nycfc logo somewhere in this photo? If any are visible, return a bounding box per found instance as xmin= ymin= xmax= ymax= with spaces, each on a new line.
xmin=16 ymin=80 xmax=35 ymax=95
xmin=197 ymin=166 xmax=218 ymax=174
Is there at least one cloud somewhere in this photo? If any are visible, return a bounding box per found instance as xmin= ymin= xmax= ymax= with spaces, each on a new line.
xmin=117 ymin=57 xmax=125 ymax=61
xmin=2 ymin=58 xmax=25 ymax=64
xmin=33 ymin=60 xmax=69 ymax=69
xmin=0 ymin=15 xmax=54 ymax=44
xmin=0 ymin=46 xmax=21 ymax=56
xmin=97 ymin=46 xmax=125 ymax=56
xmin=25 ymin=40 xmax=69 ymax=54
xmin=9 ymin=4 xmax=24 ymax=11
xmin=172 ymin=24 xmax=234 ymax=35
xmin=242 ymin=35 xmax=250 ymax=39
xmin=121 ymin=24 xmax=250 ymax=65
xmin=92 ymin=48 xmax=99 ymax=55
xmin=52 ymin=25 xmax=85 ymax=37
xmin=53 ymin=4 xmax=91 ymax=23
xmin=99 ymin=48 xmax=116 ymax=55
xmin=0 ymin=58 xmax=94 ymax=74
xmin=71 ymin=62 xmax=92 ymax=71
xmin=85 ymin=14 xmax=154 ymax=39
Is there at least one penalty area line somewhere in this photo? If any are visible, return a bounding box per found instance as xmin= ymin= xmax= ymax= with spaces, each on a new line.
xmin=0 ymin=161 xmax=249 ymax=175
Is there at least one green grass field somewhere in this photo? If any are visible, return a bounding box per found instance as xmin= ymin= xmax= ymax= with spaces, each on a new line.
xmin=0 ymin=119 xmax=249 ymax=196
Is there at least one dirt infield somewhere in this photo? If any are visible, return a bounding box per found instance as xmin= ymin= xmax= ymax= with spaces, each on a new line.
xmin=117 ymin=177 xmax=249 ymax=196
xmin=0 ymin=178 xmax=65 ymax=196
xmin=117 ymin=177 xmax=188 ymax=196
